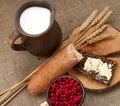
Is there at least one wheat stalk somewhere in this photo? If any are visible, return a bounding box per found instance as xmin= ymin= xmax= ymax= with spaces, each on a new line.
xmin=61 ymin=8 xmax=112 ymax=49
xmin=1 ymin=83 xmax=27 ymax=106
xmin=78 ymin=34 xmax=113 ymax=49
xmin=68 ymin=10 xmax=98 ymax=48
xmin=78 ymin=10 xmax=98 ymax=31
xmin=87 ymin=33 xmax=113 ymax=44
xmin=60 ymin=39 xmax=71 ymax=49
xmin=89 ymin=7 xmax=109 ymax=27
xmin=70 ymin=10 xmax=98 ymax=39
xmin=71 ymin=8 xmax=111 ymax=47
xmin=75 ymin=24 xmax=108 ymax=46
xmin=95 ymin=11 xmax=112 ymax=29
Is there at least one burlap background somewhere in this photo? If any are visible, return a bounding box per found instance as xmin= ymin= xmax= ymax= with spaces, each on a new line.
xmin=0 ymin=0 xmax=120 ymax=106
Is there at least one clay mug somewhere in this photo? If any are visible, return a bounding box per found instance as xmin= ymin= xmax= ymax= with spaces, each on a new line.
xmin=8 ymin=0 xmax=62 ymax=56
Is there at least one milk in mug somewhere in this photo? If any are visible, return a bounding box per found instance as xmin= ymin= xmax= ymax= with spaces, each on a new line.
xmin=19 ymin=7 xmax=51 ymax=35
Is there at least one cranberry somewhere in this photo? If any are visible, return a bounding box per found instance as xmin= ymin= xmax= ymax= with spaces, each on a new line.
xmin=48 ymin=76 xmax=84 ymax=106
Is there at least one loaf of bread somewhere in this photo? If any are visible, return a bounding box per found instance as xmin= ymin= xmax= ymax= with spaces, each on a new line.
xmin=27 ymin=43 xmax=83 ymax=95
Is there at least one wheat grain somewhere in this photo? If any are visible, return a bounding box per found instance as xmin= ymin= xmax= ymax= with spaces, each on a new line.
xmin=70 ymin=10 xmax=98 ymax=44
xmin=87 ymin=33 xmax=113 ymax=44
xmin=95 ymin=11 xmax=112 ymax=29
xmin=72 ymin=8 xmax=110 ymax=46
xmin=69 ymin=10 xmax=98 ymax=47
xmin=81 ymin=24 xmax=108 ymax=44
xmin=78 ymin=10 xmax=98 ymax=32
xmin=70 ymin=10 xmax=98 ymax=39
xmin=78 ymin=33 xmax=113 ymax=49
xmin=90 ymin=7 xmax=109 ymax=27
xmin=63 ymin=9 xmax=98 ymax=46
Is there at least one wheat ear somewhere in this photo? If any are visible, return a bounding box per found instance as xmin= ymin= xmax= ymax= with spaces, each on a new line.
xmin=95 ymin=11 xmax=112 ymax=29
xmin=78 ymin=33 xmax=113 ymax=49
xmin=69 ymin=10 xmax=98 ymax=46
xmin=80 ymin=24 xmax=108 ymax=44
xmin=70 ymin=10 xmax=98 ymax=38
xmin=87 ymin=33 xmax=113 ymax=44
xmin=63 ymin=10 xmax=98 ymax=48
xmin=72 ymin=7 xmax=110 ymax=45
xmin=79 ymin=10 xmax=98 ymax=31
xmin=89 ymin=7 xmax=109 ymax=27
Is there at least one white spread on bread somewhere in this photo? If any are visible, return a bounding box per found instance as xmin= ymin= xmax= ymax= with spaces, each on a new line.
xmin=84 ymin=57 xmax=113 ymax=80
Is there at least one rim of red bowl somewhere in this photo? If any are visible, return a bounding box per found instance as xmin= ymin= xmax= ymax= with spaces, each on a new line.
xmin=46 ymin=75 xmax=85 ymax=106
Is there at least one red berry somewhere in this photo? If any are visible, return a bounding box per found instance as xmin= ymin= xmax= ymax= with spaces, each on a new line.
xmin=48 ymin=76 xmax=83 ymax=106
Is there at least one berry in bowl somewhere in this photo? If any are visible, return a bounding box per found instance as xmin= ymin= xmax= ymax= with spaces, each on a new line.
xmin=46 ymin=75 xmax=85 ymax=106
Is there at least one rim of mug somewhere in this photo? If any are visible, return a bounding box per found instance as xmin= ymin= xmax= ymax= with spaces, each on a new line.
xmin=15 ymin=0 xmax=55 ymax=37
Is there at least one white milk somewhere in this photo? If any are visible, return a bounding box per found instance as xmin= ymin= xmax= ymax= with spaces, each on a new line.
xmin=19 ymin=7 xmax=51 ymax=35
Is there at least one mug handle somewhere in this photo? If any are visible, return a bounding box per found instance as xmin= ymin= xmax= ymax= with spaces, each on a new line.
xmin=8 ymin=30 xmax=26 ymax=51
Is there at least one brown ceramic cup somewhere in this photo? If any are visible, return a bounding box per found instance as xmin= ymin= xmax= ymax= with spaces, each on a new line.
xmin=8 ymin=0 xmax=62 ymax=57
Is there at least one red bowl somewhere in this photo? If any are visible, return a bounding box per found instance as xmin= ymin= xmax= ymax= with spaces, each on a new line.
xmin=46 ymin=75 xmax=85 ymax=106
